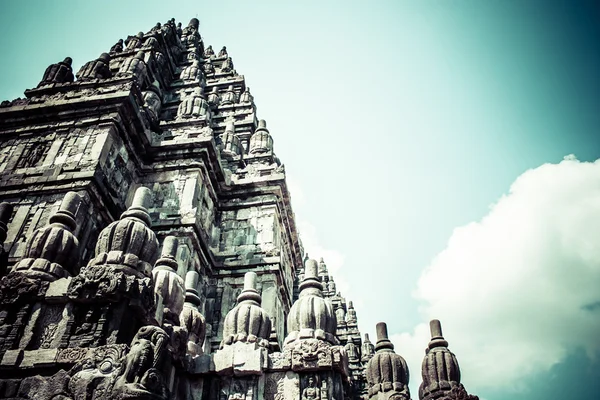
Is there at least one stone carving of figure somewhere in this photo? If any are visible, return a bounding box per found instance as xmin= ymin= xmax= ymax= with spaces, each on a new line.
xmin=37 ymin=57 xmax=74 ymax=87
xmin=76 ymin=53 xmax=112 ymax=81
xmin=302 ymin=376 xmax=321 ymax=400
xmin=180 ymin=60 xmax=202 ymax=82
xmin=203 ymin=59 xmax=215 ymax=76
xmin=207 ymin=86 xmax=220 ymax=108
xmin=204 ymin=45 xmax=215 ymax=58
xmin=218 ymin=46 xmax=228 ymax=58
xmin=220 ymin=85 xmax=237 ymax=105
xmin=240 ymin=87 xmax=253 ymax=103
xmin=117 ymin=51 xmax=147 ymax=85
xmin=221 ymin=57 xmax=234 ymax=73
xmin=177 ymin=87 xmax=210 ymax=120
xmin=125 ymin=32 xmax=145 ymax=50
xmin=110 ymin=39 xmax=124 ymax=53
xmin=176 ymin=22 xmax=183 ymax=38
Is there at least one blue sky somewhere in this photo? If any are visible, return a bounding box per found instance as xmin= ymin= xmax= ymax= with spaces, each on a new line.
xmin=1 ymin=1 xmax=599 ymax=399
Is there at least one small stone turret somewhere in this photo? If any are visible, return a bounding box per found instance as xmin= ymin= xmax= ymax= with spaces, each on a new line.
xmin=220 ymin=272 xmax=271 ymax=347
xmin=110 ymin=39 xmax=124 ymax=53
xmin=90 ymin=187 xmax=159 ymax=276
xmin=180 ymin=271 xmax=206 ymax=357
xmin=346 ymin=301 xmax=358 ymax=324
xmin=204 ymin=45 xmax=214 ymax=58
xmin=180 ymin=59 xmax=202 ymax=82
xmin=76 ymin=53 xmax=112 ymax=81
xmin=419 ymin=320 xmax=478 ymax=400
xmin=118 ymin=51 xmax=148 ymax=86
xmin=220 ymin=85 xmax=237 ymax=105
xmin=152 ymin=236 xmax=185 ymax=325
xmin=215 ymin=272 xmax=272 ymax=376
xmin=218 ymin=120 xmax=242 ymax=158
xmin=221 ymin=57 xmax=234 ymax=73
xmin=177 ymin=87 xmax=210 ymax=120
xmin=365 ymin=322 xmax=411 ymax=400
xmin=248 ymin=119 xmax=274 ymax=155
xmin=14 ymin=192 xmax=82 ymax=281
xmin=361 ymin=333 xmax=375 ymax=362
xmin=239 ymin=87 xmax=253 ymax=104
xmin=285 ymin=258 xmax=337 ymax=345
xmin=125 ymin=32 xmax=145 ymax=50
xmin=37 ymin=57 xmax=74 ymax=87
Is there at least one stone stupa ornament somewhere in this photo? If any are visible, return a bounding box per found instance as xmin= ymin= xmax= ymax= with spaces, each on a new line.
xmin=214 ymin=271 xmax=271 ymax=375
xmin=365 ymin=322 xmax=411 ymax=400
xmin=14 ymin=192 xmax=82 ymax=281
xmin=418 ymin=320 xmax=479 ymax=400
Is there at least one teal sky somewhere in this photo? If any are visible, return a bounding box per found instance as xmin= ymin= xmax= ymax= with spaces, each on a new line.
xmin=1 ymin=1 xmax=599 ymax=399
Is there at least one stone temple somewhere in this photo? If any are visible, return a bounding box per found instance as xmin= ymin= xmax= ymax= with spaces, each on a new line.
xmin=0 ymin=18 xmax=479 ymax=400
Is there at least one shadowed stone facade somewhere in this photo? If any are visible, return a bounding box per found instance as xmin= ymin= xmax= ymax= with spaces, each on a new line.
xmin=0 ymin=17 xmax=478 ymax=400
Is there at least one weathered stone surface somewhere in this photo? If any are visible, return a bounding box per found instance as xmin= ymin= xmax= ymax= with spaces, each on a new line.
xmin=0 ymin=16 xmax=479 ymax=400
xmin=365 ymin=322 xmax=411 ymax=400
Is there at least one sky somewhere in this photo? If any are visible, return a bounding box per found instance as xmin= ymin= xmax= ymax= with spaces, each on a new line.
xmin=1 ymin=1 xmax=599 ymax=399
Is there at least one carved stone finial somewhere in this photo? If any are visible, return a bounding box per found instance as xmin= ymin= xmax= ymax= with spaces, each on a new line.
xmin=220 ymin=272 xmax=272 ymax=348
xmin=240 ymin=86 xmax=253 ymax=103
xmin=14 ymin=192 xmax=82 ymax=280
xmin=204 ymin=45 xmax=214 ymax=58
xmin=318 ymin=257 xmax=328 ymax=275
xmin=202 ymin=59 xmax=215 ymax=76
xmin=180 ymin=270 xmax=206 ymax=356
xmin=125 ymin=31 xmax=145 ymax=50
xmin=285 ymin=258 xmax=337 ymax=345
xmin=221 ymin=56 xmax=234 ymax=73
xmin=76 ymin=53 xmax=112 ymax=81
xmin=375 ymin=322 xmax=393 ymax=351
xmin=361 ymin=333 xmax=375 ymax=362
xmin=180 ymin=59 xmax=202 ymax=83
xmin=177 ymin=87 xmax=210 ymax=120
xmin=207 ymin=86 xmax=220 ymax=107
xmin=117 ymin=51 xmax=148 ymax=85
xmin=428 ymin=319 xmax=449 ymax=349
xmin=218 ymin=46 xmax=228 ymax=58
xmin=37 ymin=57 xmax=75 ymax=87
xmin=189 ymin=18 xmax=199 ymax=29
xmin=110 ymin=39 xmax=124 ymax=53
xmin=418 ymin=319 xmax=477 ymax=400
xmin=218 ymin=120 xmax=242 ymax=158
xmin=249 ymin=119 xmax=274 ymax=155
xmin=122 ymin=186 xmax=153 ymax=225
xmin=365 ymin=322 xmax=411 ymax=399
xmin=90 ymin=187 xmax=159 ymax=276
xmin=152 ymin=236 xmax=184 ymax=325
xmin=219 ymin=84 xmax=237 ymax=106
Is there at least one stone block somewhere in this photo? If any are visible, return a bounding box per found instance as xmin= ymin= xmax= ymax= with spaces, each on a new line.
xmin=20 ymin=349 xmax=58 ymax=368
xmin=45 ymin=277 xmax=70 ymax=300
xmin=1 ymin=350 xmax=23 ymax=367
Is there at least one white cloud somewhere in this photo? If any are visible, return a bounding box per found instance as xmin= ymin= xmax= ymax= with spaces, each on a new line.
xmin=394 ymin=156 xmax=600 ymax=395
